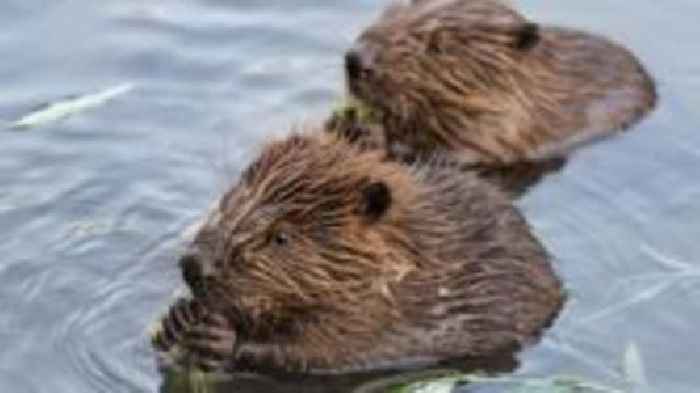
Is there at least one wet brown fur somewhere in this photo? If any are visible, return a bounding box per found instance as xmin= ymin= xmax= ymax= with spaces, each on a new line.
xmin=336 ymin=0 xmax=657 ymax=169
xmin=326 ymin=110 xmax=568 ymax=196
xmin=153 ymin=130 xmax=563 ymax=374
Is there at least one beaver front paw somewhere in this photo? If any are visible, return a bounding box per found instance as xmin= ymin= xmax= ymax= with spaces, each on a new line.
xmin=152 ymin=297 xmax=205 ymax=353
xmin=152 ymin=298 xmax=237 ymax=372
xmin=181 ymin=313 xmax=238 ymax=372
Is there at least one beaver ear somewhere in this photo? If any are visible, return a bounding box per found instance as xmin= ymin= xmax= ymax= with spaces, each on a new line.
xmin=360 ymin=181 xmax=392 ymax=221
xmin=514 ymin=22 xmax=540 ymax=51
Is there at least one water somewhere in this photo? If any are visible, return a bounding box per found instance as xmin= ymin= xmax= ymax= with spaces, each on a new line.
xmin=0 ymin=1 xmax=697 ymax=392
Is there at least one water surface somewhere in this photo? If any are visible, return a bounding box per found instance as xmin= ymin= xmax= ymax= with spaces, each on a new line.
xmin=0 ymin=1 xmax=698 ymax=392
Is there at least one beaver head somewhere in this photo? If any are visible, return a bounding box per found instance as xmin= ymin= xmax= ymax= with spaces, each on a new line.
xmin=174 ymin=130 xmax=563 ymax=373
xmin=345 ymin=0 xmax=543 ymax=157
xmin=180 ymin=132 xmax=423 ymax=342
xmin=342 ymin=0 xmax=656 ymax=165
xmin=346 ymin=0 xmax=540 ymax=103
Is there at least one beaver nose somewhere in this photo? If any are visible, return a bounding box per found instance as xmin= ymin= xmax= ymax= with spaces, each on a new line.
xmin=179 ymin=253 xmax=204 ymax=292
xmin=345 ymin=50 xmax=364 ymax=81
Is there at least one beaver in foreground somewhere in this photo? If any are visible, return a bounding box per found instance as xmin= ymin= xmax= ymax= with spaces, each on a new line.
xmin=152 ymin=130 xmax=563 ymax=374
xmin=330 ymin=0 xmax=657 ymax=188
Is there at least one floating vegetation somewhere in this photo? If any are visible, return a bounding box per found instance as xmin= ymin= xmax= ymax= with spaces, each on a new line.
xmin=156 ymin=343 xmax=650 ymax=393
xmin=9 ymin=83 xmax=135 ymax=130
xmin=386 ymin=374 xmax=626 ymax=393
xmin=160 ymin=368 xmax=229 ymax=393
xmin=383 ymin=342 xmax=648 ymax=393
xmin=331 ymin=95 xmax=382 ymax=126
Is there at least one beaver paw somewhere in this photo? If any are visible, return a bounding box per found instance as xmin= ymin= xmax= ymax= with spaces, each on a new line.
xmin=182 ymin=313 xmax=237 ymax=372
xmin=151 ymin=298 xmax=237 ymax=372
xmin=152 ymin=297 xmax=205 ymax=353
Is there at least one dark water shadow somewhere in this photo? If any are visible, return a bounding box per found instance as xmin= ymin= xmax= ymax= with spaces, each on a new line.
xmin=159 ymin=351 xmax=519 ymax=393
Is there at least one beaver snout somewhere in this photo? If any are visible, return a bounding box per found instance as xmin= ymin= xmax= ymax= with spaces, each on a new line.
xmin=345 ymin=50 xmax=363 ymax=81
xmin=179 ymin=253 xmax=207 ymax=298
xmin=345 ymin=48 xmax=375 ymax=86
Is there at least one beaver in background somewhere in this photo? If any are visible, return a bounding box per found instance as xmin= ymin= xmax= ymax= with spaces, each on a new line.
xmin=329 ymin=0 xmax=657 ymax=194
xmin=152 ymin=130 xmax=563 ymax=374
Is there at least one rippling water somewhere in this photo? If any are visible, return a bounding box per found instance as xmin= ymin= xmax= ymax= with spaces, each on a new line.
xmin=0 ymin=1 xmax=697 ymax=392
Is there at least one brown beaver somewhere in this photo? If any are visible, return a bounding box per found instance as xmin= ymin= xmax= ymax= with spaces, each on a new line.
xmin=327 ymin=105 xmax=567 ymax=196
xmin=152 ymin=129 xmax=563 ymax=374
xmin=331 ymin=0 xmax=657 ymax=184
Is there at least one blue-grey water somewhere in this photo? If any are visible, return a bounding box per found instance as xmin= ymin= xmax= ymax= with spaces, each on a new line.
xmin=0 ymin=1 xmax=697 ymax=392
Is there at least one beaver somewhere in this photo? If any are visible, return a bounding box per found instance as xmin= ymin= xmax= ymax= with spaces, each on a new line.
xmin=152 ymin=129 xmax=563 ymax=374
xmin=326 ymin=105 xmax=567 ymax=196
xmin=330 ymin=0 xmax=657 ymax=185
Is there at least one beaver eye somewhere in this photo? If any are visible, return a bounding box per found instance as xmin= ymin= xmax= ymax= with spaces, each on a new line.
xmin=272 ymin=231 xmax=289 ymax=247
xmin=427 ymin=38 xmax=447 ymax=55
xmin=425 ymin=31 xmax=443 ymax=55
